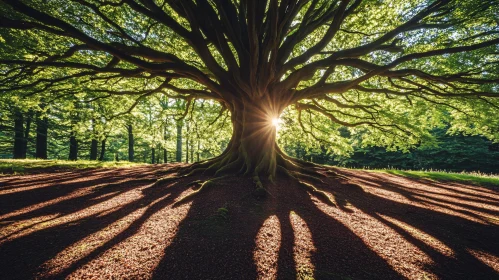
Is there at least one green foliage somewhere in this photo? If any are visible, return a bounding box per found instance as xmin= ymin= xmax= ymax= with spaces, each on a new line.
xmin=333 ymin=128 xmax=499 ymax=173
xmin=282 ymin=127 xmax=499 ymax=173
xmin=0 ymin=95 xmax=231 ymax=163
xmin=0 ymin=0 xmax=498 ymax=170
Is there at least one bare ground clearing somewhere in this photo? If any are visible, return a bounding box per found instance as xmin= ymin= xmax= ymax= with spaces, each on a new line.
xmin=0 ymin=164 xmax=498 ymax=280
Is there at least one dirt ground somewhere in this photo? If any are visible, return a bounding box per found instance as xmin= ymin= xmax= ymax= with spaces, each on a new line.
xmin=0 ymin=164 xmax=498 ymax=280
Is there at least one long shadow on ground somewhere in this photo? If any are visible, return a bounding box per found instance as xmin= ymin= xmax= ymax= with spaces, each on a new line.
xmin=0 ymin=165 xmax=497 ymax=280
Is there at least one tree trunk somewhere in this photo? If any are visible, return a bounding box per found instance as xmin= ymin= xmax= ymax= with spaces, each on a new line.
xmin=90 ymin=139 xmax=98 ymax=160
xmin=197 ymin=140 xmax=200 ymax=162
xmin=196 ymin=98 xmax=285 ymax=178
xmin=22 ymin=111 xmax=33 ymax=158
xmin=190 ymin=139 xmax=194 ymax=163
xmin=177 ymin=98 xmax=295 ymax=179
xmin=69 ymin=131 xmax=78 ymax=161
xmin=127 ymin=125 xmax=134 ymax=162
xmin=162 ymin=125 xmax=167 ymax=164
xmin=99 ymin=138 xmax=106 ymax=161
xmin=90 ymin=118 xmax=98 ymax=160
xmin=224 ymin=100 xmax=280 ymax=176
xmin=36 ymin=113 xmax=48 ymax=159
xmin=186 ymin=121 xmax=190 ymax=163
xmin=151 ymin=147 xmax=155 ymax=164
xmin=186 ymin=138 xmax=189 ymax=163
xmin=13 ymin=110 xmax=24 ymax=159
xmin=176 ymin=120 xmax=182 ymax=162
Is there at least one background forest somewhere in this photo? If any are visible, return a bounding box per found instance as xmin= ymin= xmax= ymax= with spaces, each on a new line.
xmin=2 ymin=94 xmax=498 ymax=173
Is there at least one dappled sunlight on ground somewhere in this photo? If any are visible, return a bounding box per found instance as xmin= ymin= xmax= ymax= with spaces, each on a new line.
xmin=315 ymin=199 xmax=438 ymax=279
xmin=1 ymin=184 xmax=145 ymax=245
xmin=289 ymin=211 xmax=316 ymax=279
xmin=0 ymin=165 xmax=497 ymax=279
xmin=347 ymin=171 xmax=499 ymax=226
xmin=40 ymin=205 xmax=153 ymax=277
xmin=66 ymin=201 xmax=192 ymax=280
xmin=379 ymin=215 xmax=454 ymax=257
xmin=253 ymin=215 xmax=281 ymax=280
xmin=467 ymin=249 xmax=499 ymax=273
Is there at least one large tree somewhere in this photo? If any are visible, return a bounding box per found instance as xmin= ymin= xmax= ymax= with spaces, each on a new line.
xmin=1 ymin=0 xmax=498 ymax=182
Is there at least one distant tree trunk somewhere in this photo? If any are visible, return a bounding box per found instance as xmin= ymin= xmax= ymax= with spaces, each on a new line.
xmin=35 ymin=112 xmax=48 ymax=159
xmin=185 ymin=138 xmax=189 ymax=163
xmin=190 ymin=139 xmax=194 ymax=163
xmin=162 ymin=125 xmax=167 ymax=164
xmin=176 ymin=121 xmax=182 ymax=162
xmin=99 ymin=138 xmax=106 ymax=161
xmin=22 ymin=111 xmax=33 ymax=158
xmin=13 ymin=110 xmax=24 ymax=159
xmin=69 ymin=131 xmax=78 ymax=161
xmin=185 ymin=122 xmax=190 ymax=163
xmin=197 ymin=140 xmax=200 ymax=162
xmin=127 ymin=124 xmax=134 ymax=162
xmin=151 ymin=147 xmax=155 ymax=164
xmin=90 ymin=139 xmax=98 ymax=160
xmin=90 ymin=118 xmax=98 ymax=160
xmin=294 ymin=146 xmax=299 ymax=159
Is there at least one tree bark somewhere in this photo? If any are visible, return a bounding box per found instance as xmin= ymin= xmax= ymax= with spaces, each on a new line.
xmin=127 ymin=124 xmax=134 ymax=162
xmin=99 ymin=138 xmax=106 ymax=161
xmin=90 ymin=139 xmax=98 ymax=160
xmin=13 ymin=110 xmax=24 ymax=159
xmin=69 ymin=131 xmax=78 ymax=161
xmin=197 ymin=140 xmax=200 ymax=162
xmin=90 ymin=118 xmax=98 ymax=160
xmin=225 ymin=100 xmax=279 ymax=176
xmin=151 ymin=147 xmax=155 ymax=164
xmin=186 ymin=121 xmax=190 ymax=163
xmin=186 ymin=138 xmax=189 ymax=163
xmin=176 ymin=120 xmax=183 ymax=162
xmin=190 ymin=139 xmax=194 ymax=163
xmin=163 ymin=148 xmax=167 ymax=163
xmin=35 ymin=113 xmax=48 ymax=159
xmin=198 ymin=98 xmax=286 ymax=177
xmin=22 ymin=110 xmax=33 ymax=158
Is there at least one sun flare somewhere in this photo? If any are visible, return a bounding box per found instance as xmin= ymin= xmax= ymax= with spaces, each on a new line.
xmin=271 ymin=118 xmax=279 ymax=126
xmin=271 ymin=118 xmax=281 ymax=130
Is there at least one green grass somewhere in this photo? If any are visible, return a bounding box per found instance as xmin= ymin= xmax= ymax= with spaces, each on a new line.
xmin=0 ymin=159 xmax=146 ymax=175
xmin=368 ymin=169 xmax=499 ymax=187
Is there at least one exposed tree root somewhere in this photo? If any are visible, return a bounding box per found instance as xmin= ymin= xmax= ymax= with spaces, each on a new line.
xmin=277 ymin=165 xmax=337 ymax=207
xmin=252 ymin=174 xmax=274 ymax=199
xmin=150 ymin=175 xmax=187 ymax=188
xmin=173 ymin=176 xmax=228 ymax=206
xmin=147 ymin=146 xmax=345 ymax=208
xmin=297 ymin=180 xmax=337 ymax=207
xmin=91 ymin=178 xmax=157 ymax=191
xmin=289 ymin=170 xmax=325 ymax=184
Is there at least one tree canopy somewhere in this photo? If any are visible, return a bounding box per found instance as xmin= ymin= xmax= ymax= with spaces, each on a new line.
xmin=1 ymin=0 xmax=498 ymax=178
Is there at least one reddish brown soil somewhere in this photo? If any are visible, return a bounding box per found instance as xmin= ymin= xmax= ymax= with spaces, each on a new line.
xmin=0 ymin=164 xmax=498 ymax=280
